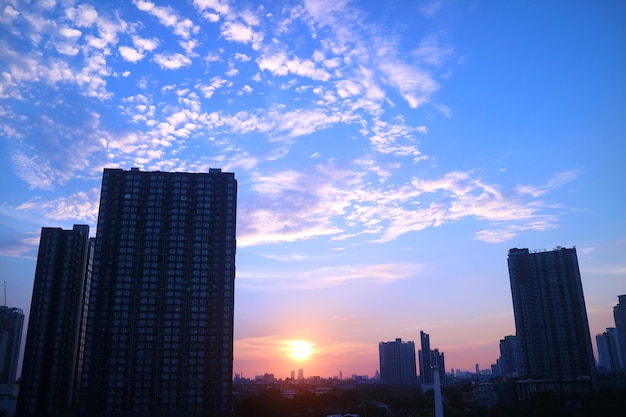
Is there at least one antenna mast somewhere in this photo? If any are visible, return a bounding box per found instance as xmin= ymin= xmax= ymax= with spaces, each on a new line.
xmin=3 ymin=281 xmax=6 ymax=307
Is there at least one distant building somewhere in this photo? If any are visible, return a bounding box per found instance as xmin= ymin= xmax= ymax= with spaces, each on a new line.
xmin=614 ymin=295 xmax=626 ymax=370
xmin=498 ymin=335 xmax=520 ymax=377
xmin=597 ymin=328 xmax=624 ymax=371
xmin=508 ymin=247 xmax=595 ymax=385
xmin=432 ymin=348 xmax=445 ymax=381
xmin=379 ymin=338 xmax=418 ymax=385
xmin=79 ymin=168 xmax=237 ymax=415
xmin=418 ymin=331 xmax=445 ymax=385
xmin=418 ymin=331 xmax=433 ymax=385
xmin=17 ymin=225 xmax=92 ymax=415
xmin=0 ymin=306 xmax=24 ymax=385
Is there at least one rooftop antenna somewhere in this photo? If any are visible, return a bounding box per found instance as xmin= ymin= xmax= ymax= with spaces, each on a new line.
xmin=3 ymin=281 xmax=6 ymax=307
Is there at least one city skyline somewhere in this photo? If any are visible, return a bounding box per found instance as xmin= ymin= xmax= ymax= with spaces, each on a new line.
xmin=1 ymin=0 xmax=625 ymax=380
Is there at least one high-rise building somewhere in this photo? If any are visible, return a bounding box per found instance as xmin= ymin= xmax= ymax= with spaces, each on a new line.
xmin=418 ymin=331 xmax=433 ymax=385
xmin=379 ymin=338 xmax=418 ymax=385
xmin=614 ymin=295 xmax=626 ymax=371
xmin=17 ymin=225 xmax=92 ymax=415
xmin=79 ymin=168 xmax=237 ymax=415
xmin=498 ymin=335 xmax=520 ymax=377
xmin=0 ymin=306 xmax=24 ymax=385
xmin=418 ymin=331 xmax=445 ymax=384
xmin=596 ymin=328 xmax=624 ymax=371
xmin=432 ymin=348 xmax=445 ymax=381
xmin=507 ymin=247 xmax=595 ymax=384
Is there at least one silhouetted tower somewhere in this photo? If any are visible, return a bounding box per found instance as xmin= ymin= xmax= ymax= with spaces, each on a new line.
xmin=79 ymin=168 xmax=237 ymax=415
xmin=614 ymin=295 xmax=626 ymax=370
xmin=498 ymin=335 xmax=521 ymax=377
xmin=508 ymin=247 xmax=595 ymax=384
xmin=379 ymin=338 xmax=418 ymax=385
xmin=596 ymin=328 xmax=624 ymax=371
xmin=419 ymin=331 xmax=433 ymax=384
xmin=0 ymin=306 xmax=24 ymax=385
xmin=17 ymin=225 xmax=92 ymax=415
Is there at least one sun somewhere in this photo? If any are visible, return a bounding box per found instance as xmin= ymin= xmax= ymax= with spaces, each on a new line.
xmin=287 ymin=339 xmax=314 ymax=361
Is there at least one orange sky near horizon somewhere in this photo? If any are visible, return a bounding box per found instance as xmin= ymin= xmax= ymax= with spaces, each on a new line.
xmin=233 ymin=300 xmax=614 ymax=380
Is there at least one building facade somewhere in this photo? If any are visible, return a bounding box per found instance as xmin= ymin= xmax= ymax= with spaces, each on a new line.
xmin=498 ymin=335 xmax=520 ymax=377
xmin=0 ymin=306 xmax=24 ymax=385
xmin=79 ymin=168 xmax=237 ymax=416
xmin=17 ymin=225 xmax=92 ymax=415
xmin=614 ymin=295 xmax=626 ymax=371
xmin=507 ymin=247 xmax=595 ymax=384
xmin=418 ymin=331 xmax=433 ymax=385
xmin=596 ymin=328 xmax=624 ymax=371
xmin=379 ymin=338 xmax=418 ymax=385
xmin=418 ymin=331 xmax=445 ymax=385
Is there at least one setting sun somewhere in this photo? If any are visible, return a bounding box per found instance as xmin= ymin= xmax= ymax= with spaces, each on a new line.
xmin=287 ymin=340 xmax=314 ymax=361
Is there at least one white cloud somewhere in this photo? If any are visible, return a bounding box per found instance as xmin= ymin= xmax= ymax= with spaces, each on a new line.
xmin=133 ymin=36 xmax=159 ymax=52
xmin=379 ymin=60 xmax=439 ymax=108
xmin=133 ymin=0 xmax=199 ymax=40
xmin=257 ymin=52 xmax=331 ymax=81
xmin=234 ymin=52 xmax=250 ymax=62
xmin=192 ymin=0 xmax=231 ymax=20
xmin=0 ymin=5 xmax=20 ymax=27
xmin=239 ymin=263 xmax=420 ymax=291
xmin=119 ymin=46 xmax=145 ymax=63
xmin=65 ymin=4 xmax=98 ymax=27
xmin=414 ymin=36 xmax=454 ymax=67
xmin=17 ymin=189 xmax=101 ymax=224
xmin=153 ymin=53 xmax=192 ymax=70
xmin=221 ymin=21 xmax=264 ymax=49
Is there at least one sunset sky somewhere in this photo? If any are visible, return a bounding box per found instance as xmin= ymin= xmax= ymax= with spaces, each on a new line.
xmin=1 ymin=0 xmax=625 ymax=379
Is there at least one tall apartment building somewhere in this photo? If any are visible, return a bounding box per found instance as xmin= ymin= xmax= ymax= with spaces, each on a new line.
xmin=379 ymin=338 xmax=418 ymax=385
xmin=17 ymin=225 xmax=92 ymax=415
xmin=507 ymin=247 xmax=595 ymax=383
xmin=0 ymin=306 xmax=24 ymax=385
xmin=596 ymin=328 xmax=624 ymax=371
xmin=418 ymin=331 xmax=433 ymax=385
xmin=498 ymin=335 xmax=520 ymax=377
xmin=418 ymin=331 xmax=445 ymax=385
xmin=614 ymin=295 xmax=626 ymax=371
xmin=79 ymin=168 xmax=237 ymax=416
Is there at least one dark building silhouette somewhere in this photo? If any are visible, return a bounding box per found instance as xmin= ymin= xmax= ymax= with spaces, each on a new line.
xmin=432 ymin=348 xmax=445 ymax=381
xmin=17 ymin=225 xmax=92 ymax=415
xmin=507 ymin=247 xmax=595 ymax=384
xmin=0 ymin=306 xmax=24 ymax=385
xmin=498 ymin=335 xmax=520 ymax=377
xmin=614 ymin=295 xmax=626 ymax=370
xmin=379 ymin=338 xmax=418 ymax=385
xmin=418 ymin=331 xmax=432 ymax=385
xmin=79 ymin=168 xmax=237 ymax=416
xmin=596 ymin=328 xmax=624 ymax=371
xmin=418 ymin=331 xmax=445 ymax=384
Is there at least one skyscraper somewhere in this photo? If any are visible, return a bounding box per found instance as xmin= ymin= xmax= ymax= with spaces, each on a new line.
xmin=418 ymin=331 xmax=433 ymax=385
xmin=507 ymin=247 xmax=595 ymax=383
xmin=17 ymin=225 xmax=92 ymax=415
xmin=79 ymin=168 xmax=237 ymax=416
xmin=613 ymin=295 xmax=626 ymax=371
xmin=432 ymin=348 xmax=445 ymax=381
xmin=0 ymin=306 xmax=24 ymax=385
xmin=596 ymin=328 xmax=624 ymax=371
xmin=379 ymin=338 xmax=418 ymax=385
xmin=498 ymin=335 xmax=520 ymax=377
xmin=419 ymin=331 xmax=445 ymax=385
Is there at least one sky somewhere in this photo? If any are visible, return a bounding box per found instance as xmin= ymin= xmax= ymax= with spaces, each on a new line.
xmin=0 ymin=0 xmax=625 ymax=380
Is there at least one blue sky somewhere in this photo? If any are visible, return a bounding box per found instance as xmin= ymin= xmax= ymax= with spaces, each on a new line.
xmin=0 ymin=0 xmax=624 ymax=379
